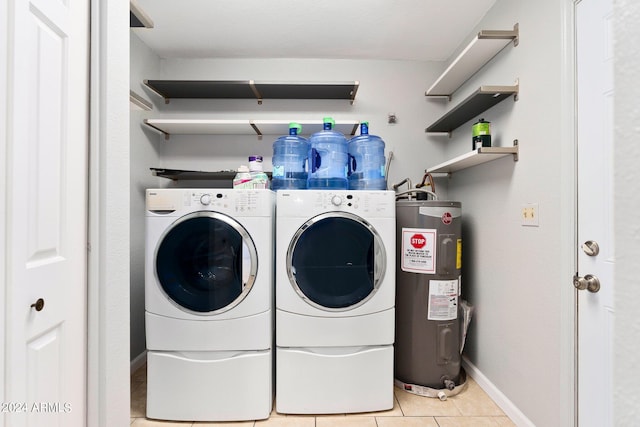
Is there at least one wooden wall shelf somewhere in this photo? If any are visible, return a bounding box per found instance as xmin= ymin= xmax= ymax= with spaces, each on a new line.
xmin=427 ymin=142 xmax=519 ymax=174
xmin=425 ymin=84 xmax=519 ymax=134
xmin=143 ymin=119 xmax=360 ymax=139
xmin=143 ymin=80 xmax=359 ymax=105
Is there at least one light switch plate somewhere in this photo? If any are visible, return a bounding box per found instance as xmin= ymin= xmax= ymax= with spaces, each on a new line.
xmin=521 ymin=203 xmax=539 ymax=227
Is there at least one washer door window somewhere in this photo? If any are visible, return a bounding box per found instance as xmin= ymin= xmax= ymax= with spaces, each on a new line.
xmin=287 ymin=212 xmax=386 ymax=311
xmin=155 ymin=212 xmax=257 ymax=313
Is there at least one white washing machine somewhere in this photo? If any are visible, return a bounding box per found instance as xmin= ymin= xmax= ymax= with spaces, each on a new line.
xmin=145 ymin=188 xmax=274 ymax=421
xmin=275 ymin=190 xmax=396 ymax=414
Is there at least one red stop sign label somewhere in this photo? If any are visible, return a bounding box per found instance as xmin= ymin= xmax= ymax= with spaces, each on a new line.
xmin=410 ymin=234 xmax=426 ymax=249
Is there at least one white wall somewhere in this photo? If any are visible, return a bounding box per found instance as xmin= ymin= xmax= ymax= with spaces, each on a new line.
xmin=129 ymin=33 xmax=162 ymax=361
xmin=435 ymin=1 xmax=574 ymax=425
xmin=614 ymin=0 xmax=640 ymax=424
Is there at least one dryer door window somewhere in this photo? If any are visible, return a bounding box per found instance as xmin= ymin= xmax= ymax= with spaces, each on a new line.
xmin=155 ymin=212 xmax=257 ymax=313
xmin=287 ymin=212 xmax=386 ymax=311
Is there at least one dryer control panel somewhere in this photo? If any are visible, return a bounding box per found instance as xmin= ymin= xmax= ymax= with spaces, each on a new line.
xmin=190 ymin=191 xmax=232 ymax=209
xmin=278 ymin=190 xmax=395 ymax=218
xmin=189 ymin=190 xmax=274 ymax=216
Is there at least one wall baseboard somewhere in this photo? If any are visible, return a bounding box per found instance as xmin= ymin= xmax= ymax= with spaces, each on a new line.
xmin=462 ymin=356 xmax=535 ymax=427
xmin=130 ymin=350 xmax=147 ymax=375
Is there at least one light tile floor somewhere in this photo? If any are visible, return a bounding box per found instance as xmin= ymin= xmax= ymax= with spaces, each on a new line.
xmin=131 ymin=364 xmax=516 ymax=426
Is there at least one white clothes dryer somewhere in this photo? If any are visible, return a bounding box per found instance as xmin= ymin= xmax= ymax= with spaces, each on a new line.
xmin=275 ymin=190 xmax=396 ymax=414
xmin=145 ymin=188 xmax=274 ymax=421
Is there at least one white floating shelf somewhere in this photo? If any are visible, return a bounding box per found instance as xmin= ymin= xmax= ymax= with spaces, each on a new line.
xmin=250 ymin=120 xmax=359 ymax=136
xmin=143 ymin=118 xmax=360 ymax=138
xmin=426 ymin=24 xmax=519 ymax=97
xmin=144 ymin=119 xmax=253 ymax=136
xmin=427 ymin=144 xmax=519 ymax=174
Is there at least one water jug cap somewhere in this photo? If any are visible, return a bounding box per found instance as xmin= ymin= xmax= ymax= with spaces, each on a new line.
xmin=322 ymin=117 xmax=335 ymax=130
xmin=289 ymin=122 xmax=302 ymax=135
xmin=360 ymin=121 xmax=369 ymax=135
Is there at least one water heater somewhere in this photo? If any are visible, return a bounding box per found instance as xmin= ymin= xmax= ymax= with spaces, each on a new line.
xmin=395 ymin=198 xmax=463 ymax=394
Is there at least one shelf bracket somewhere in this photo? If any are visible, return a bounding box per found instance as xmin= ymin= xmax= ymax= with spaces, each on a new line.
xmin=129 ymin=90 xmax=152 ymax=111
xmin=349 ymin=81 xmax=360 ymax=105
xmin=250 ymin=122 xmax=263 ymax=140
xmin=478 ymin=22 xmax=519 ymax=47
xmin=143 ymin=119 xmax=170 ymax=140
xmin=424 ymin=94 xmax=451 ymax=102
xmin=512 ymin=139 xmax=519 ymax=161
xmin=249 ymin=80 xmax=263 ymax=105
xmin=425 ymin=130 xmax=452 ymax=138
xmin=143 ymin=80 xmax=170 ymax=104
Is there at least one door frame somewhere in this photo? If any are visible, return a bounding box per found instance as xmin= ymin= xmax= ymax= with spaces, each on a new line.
xmin=557 ymin=0 xmax=619 ymax=425
xmin=1 ymin=0 xmax=8 ymax=416
xmin=561 ymin=0 xmax=579 ymax=426
xmin=86 ymin=0 xmax=131 ymax=425
xmin=572 ymin=0 xmax=617 ymax=425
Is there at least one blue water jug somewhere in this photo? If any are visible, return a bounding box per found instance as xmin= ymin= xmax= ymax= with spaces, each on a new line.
xmin=307 ymin=117 xmax=348 ymax=189
xmin=271 ymin=123 xmax=309 ymax=190
xmin=348 ymin=122 xmax=387 ymax=190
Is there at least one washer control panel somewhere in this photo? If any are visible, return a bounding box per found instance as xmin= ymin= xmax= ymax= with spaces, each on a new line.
xmin=294 ymin=190 xmax=395 ymax=216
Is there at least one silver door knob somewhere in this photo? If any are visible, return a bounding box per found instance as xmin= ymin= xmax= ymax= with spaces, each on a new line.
xmin=573 ymin=274 xmax=600 ymax=293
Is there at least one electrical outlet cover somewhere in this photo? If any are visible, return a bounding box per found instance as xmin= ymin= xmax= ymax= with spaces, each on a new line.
xmin=521 ymin=203 xmax=539 ymax=227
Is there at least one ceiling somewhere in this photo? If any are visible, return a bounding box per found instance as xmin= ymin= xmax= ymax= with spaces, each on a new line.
xmin=131 ymin=0 xmax=497 ymax=62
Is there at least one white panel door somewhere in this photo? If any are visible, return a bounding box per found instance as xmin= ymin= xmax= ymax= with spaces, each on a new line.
xmin=4 ymin=0 xmax=89 ymax=425
xmin=576 ymin=0 xmax=614 ymax=425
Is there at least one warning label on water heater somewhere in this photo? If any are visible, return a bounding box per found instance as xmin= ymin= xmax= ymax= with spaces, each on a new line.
xmin=428 ymin=279 xmax=459 ymax=321
xmin=401 ymin=227 xmax=436 ymax=274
